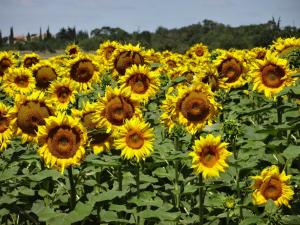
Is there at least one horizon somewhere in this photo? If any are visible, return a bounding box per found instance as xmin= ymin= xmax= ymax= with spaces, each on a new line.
xmin=0 ymin=0 xmax=299 ymax=37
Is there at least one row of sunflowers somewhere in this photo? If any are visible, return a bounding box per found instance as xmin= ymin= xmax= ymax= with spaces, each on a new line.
xmin=0 ymin=37 xmax=299 ymax=225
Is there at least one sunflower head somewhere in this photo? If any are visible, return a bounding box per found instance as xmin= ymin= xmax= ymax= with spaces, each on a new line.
xmin=65 ymin=44 xmax=81 ymax=56
xmin=251 ymin=165 xmax=294 ymax=207
xmin=193 ymin=64 xmax=220 ymax=91
xmin=31 ymin=61 xmax=59 ymax=90
xmin=0 ymin=52 xmax=15 ymax=77
xmin=186 ymin=43 xmax=210 ymax=60
xmin=250 ymin=52 xmax=295 ymax=98
xmin=48 ymin=78 xmax=78 ymax=110
xmin=109 ymin=43 xmax=145 ymax=77
xmin=270 ymin=37 xmax=300 ymax=57
xmin=161 ymin=83 xmax=220 ymax=134
xmin=11 ymin=91 xmax=55 ymax=143
xmin=189 ymin=134 xmax=231 ymax=179
xmin=37 ymin=113 xmax=87 ymax=173
xmin=66 ymin=54 xmax=101 ymax=92
xmin=2 ymin=67 xmax=36 ymax=97
xmin=114 ymin=117 xmax=154 ymax=162
xmin=0 ymin=102 xmax=14 ymax=151
xmin=119 ymin=64 xmax=160 ymax=103
xmin=23 ymin=53 xmax=40 ymax=68
xmin=93 ymin=86 xmax=142 ymax=133
xmin=97 ymin=40 xmax=121 ymax=62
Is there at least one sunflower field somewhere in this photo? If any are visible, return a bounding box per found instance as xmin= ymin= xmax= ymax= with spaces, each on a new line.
xmin=0 ymin=37 xmax=300 ymax=225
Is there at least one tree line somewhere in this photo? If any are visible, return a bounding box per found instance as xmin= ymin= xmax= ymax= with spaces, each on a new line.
xmin=0 ymin=18 xmax=299 ymax=53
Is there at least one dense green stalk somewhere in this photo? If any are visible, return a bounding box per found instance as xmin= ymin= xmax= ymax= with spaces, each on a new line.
xmin=199 ymin=174 xmax=204 ymax=225
xmin=67 ymin=167 xmax=76 ymax=210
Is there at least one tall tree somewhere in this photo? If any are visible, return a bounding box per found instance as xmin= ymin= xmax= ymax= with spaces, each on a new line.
xmin=46 ymin=26 xmax=52 ymax=39
xmin=26 ymin=32 xmax=31 ymax=41
xmin=39 ymin=27 xmax=42 ymax=40
xmin=0 ymin=30 xmax=3 ymax=46
xmin=9 ymin=26 xmax=14 ymax=45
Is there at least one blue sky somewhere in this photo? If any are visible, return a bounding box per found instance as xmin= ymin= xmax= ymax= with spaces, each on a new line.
xmin=0 ymin=0 xmax=299 ymax=36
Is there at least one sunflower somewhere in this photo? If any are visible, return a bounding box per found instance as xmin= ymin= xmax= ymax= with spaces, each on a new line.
xmin=114 ymin=117 xmax=154 ymax=162
xmin=23 ymin=53 xmax=40 ymax=68
xmin=161 ymin=83 xmax=219 ymax=134
xmin=250 ymin=52 xmax=295 ymax=98
xmin=249 ymin=47 xmax=268 ymax=60
xmin=193 ymin=64 xmax=220 ymax=91
xmin=251 ymin=165 xmax=294 ymax=207
xmin=64 ymin=53 xmax=102 ymax=92
xmin=65 ymin=43 xmax=81 ymax=56
xmin=0 ymin=102 xmax=14 ymax=152
xmin=159 ymin=53 xmax=183 ymax=76
xmin=214 ymin=51 xmax=248 ymax=89
xmin=31 ymin=60 xmax=59 ymax=90
xmin=119 ymin=64 xmax=160 ymax=103
xmin=93 ymin=86 xmax=142 ymax=133
xmin=72 ymin=102 xmax=113 ymax=155
xmin=37 ymin=113 xmax=87 ymax=173
xmin=2 ymin=67 xmax=35 ymax=97
xmin=11 ymin=91 xmax=55 ymax=143
xmin=108 ymin=43 xmax=145 ymax=78
xmin=97 ymin=40 xmax=121 ymax=64
xmin=48 ymin=78 xmax=78 ymax=110
xmin=186 ymin=43 xmax=210 ymax=60
xmin=0 ymin=51 xmax=15 ymax=78
xmin=189 ymin=134 xmax=231 ymax=179
xmin=143 ymin=49 xmax=162 ymax=66
xmin=270 ymin=37 xmax=300 ymax=57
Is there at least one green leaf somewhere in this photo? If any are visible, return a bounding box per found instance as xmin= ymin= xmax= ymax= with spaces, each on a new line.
xmin=89 ymin=190 xmax=125 ymax=203
xmin=239 ymin=216 xmax=263 ymax=225
xmin=264 ymin=200 xmax=277 ymax=214
xmin=28 ymin=169 xmax=61 ymax=181
xmin=282 ymin=145 xmax=300 ymax=160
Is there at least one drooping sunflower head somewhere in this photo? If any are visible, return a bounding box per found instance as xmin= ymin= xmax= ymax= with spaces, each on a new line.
xmin=48 ymin=78 xmax=78 ymax=111
xmin=2 ymin=67 xmax=36 ymax=97
xmin=114 ymin=117 xmax=154 ymax=162
xmin=193 ymin=64 xmax=220 ymax=91
xmin=161 ymin=83 xmax=220 ymax=134
xmin=214 ymin=51 xmax=248 ymax=89
xmin=23 ymin=53 xmax=40 ymax=68
xmin=250 ymin=47 xmax=268 ymax=60
xmin=109 ymin=43 xmax=145 ymax=77
xmin=189 ymin=134 xmax=231 ymax=179
xmin=97 ymin=40 xmax=121 ymax=63
xmin=270 ymin=37 xmax=300 ymax=57
xmin=93 ymin=86 xmax=142 ymax=133
xmin=251 ymin=165 xmax=294 ymax=207
xmin=186 ymin=43 xmax=210 ymax=60
xmin=250 ymin=52 xmax=295 ymax=98
xmin=65 ymin=43 xmax=81 ymax=56
xmin=11 ymin=91 xmax=55 ymax=143
xmin=37 ymin=113 xmax=87 ymax=173
xmin=0 ymin=52 xmax=15 ymax=78
xmin=118 ymin=64 xmax=160 ymax=103
xmin=0 ymin=102 xmax=14 ymax=152
xmin=72 ymin=102 xmax=113 ymax=155
xmin=144 ymin=49 xmax=162 ymax=65
xmin=31 ymin=60 xmax=59 ymax=90
xmin=65 ymin=53 xmax=101 ymax=92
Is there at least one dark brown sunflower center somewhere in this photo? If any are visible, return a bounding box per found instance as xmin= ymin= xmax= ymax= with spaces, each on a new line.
xmin=0 ymin=58 xmax=12 ymax=76
xmin=90 ymin=132 xmax=110 ymax=146
xmin=218 ymin=58 xmax=242 ymax=83
xmin=71 ymin=60 xmax=95 ymax=83
xmin=202 ymin=74 xmax=218 ymax=91
xmin=200 ymin=146 xmax=219 ymax=167
xmin=35 ymin=66 xmax=57 ymax=89
xmin=47 ymin=126 xmax=80 ymax=158
xmin=82 ymin=112 xmax=97 ymax=129
xmin=15 ymin=75 xmax=29 ymax=88
xmin=179 ymin=91 xmax=210 ymax=122
xmin=166 ymin=60 xmax=177 ymax=68
xmin=126 ymin=130 xmax=144 ymax=149
xmin=56 ymin=87 xmax=71 ymax=102
xmin=261 ymin=64 xmax=285 ymax=88
xmin=182 ymin=71 xmax=194 ymax=82
xmin=69 ymin=48 xmax=78 ymax=55
xmin=24 ymin=57 xmax=39 ymax=68
xmin=104 ymin=46 xmax=115 ymax=60
xmin=17 ymin=101 xmax=52 ymax=136
xmin=195 ymin=48 xmax=204 ymax=56
xmin=257 ymin=52 xmax=266 ymax=60
xmin=262 ymin=178 xmax=282 ymax=200
xmin=114 ymin=51 xmax=144 ymax=75
xmin=127 ymin=73 xmax=150 ymax=94
xmin=105 ymin=96 xmax=134 ymax=125
xmin=0 ymin=114 xmax=10 ymax=133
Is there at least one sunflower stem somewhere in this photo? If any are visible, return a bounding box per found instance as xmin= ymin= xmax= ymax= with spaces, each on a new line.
xmin=118 ymin=164 xmax=122 ymax=191
xmin=136 ymin=163 xmax=140 ymax=225
xmin=233 ymin=139 xmax=243 ymax=220
xmin=276 ymin=96 xmax=283 ymax=124
xmin=68 ymin=167 xmax=76 ymax=211
xmin=174 ymin=135 xmax=180 ymax=210
xmin=199 ymin=173 xmax=204 ymax=225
